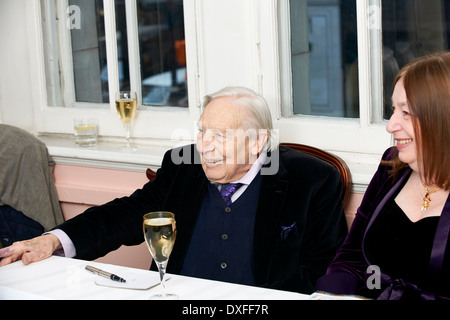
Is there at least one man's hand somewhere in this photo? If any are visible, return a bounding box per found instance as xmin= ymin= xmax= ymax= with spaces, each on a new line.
xmin=0 ymin=234 xmax=62 ymax=267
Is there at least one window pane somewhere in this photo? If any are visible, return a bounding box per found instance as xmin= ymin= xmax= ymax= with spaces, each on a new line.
xmin=290 ymin=0 xmax=359 ymax=118
xmin=137 ymin=0 xmax=187 ymax=107
xmin=382 ymin=0 xmax=450 ymax=119
xmin=70 ymin=0 xmax=108 ymax=104
xmin=115 ymin=0 xmax=130 ymax=93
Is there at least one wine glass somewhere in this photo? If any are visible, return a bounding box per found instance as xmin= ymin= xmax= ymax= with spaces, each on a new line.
xmin=143 ymin=211 xmax=178 ymax=299
xmin=115 ymin=91 xmax=138 ymax=152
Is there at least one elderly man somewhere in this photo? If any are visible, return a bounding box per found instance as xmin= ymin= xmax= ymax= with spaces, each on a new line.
xmin=0 ymin=87 xmax=347 ymax=294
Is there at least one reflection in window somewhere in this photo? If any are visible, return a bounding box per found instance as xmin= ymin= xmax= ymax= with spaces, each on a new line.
xmin=381 ymin=0 xmax=450 ymax=119
xmin=137 ymin=0 xmax=187 ymax=107
xmin=290 ymin=0 xmax=359 ymax=118
xmin=111 ymin=0 xmax=186 ymax=107
xmin=44 ymin=0 xmax=187 ymax=108
xmin=70 ymin=0 xmax=107 ymax=104
xmin=289 ymin=0 xmax=449 ymax=121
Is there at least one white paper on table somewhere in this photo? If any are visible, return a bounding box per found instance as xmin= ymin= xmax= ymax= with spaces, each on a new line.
xmin=94 ymin=271 xmax=170 ymax=290
xmin=309 ymin=291 xmax=369 ymax=300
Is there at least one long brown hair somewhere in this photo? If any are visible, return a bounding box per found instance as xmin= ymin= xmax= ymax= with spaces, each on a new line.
xmin=384 ymin=52 xmax=450 ymax=190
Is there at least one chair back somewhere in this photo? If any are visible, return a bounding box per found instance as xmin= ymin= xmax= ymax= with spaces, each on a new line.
xmin=146 ymin=168 xmax=157 ymax=181
xmin=280 ymin=143 xmax=352 ymax=208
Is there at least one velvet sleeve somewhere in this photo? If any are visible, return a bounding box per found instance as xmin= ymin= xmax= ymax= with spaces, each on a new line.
xmin=56 ymin=147 xmax=180 ymax=261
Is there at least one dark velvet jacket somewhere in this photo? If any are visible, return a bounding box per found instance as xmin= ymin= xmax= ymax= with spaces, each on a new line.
xmin=57 ymin=144 xmax=348 ymax=294
xmin=316 ymin=147 xmax=450 ymax=300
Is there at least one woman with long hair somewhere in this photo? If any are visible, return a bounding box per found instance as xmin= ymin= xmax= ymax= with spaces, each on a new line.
xmin=316 ymin=52 xmax=450 ymax=300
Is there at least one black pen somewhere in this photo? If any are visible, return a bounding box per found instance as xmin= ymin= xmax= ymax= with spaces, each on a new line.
xmin=85 ymin=265 xmax=127 ymax=283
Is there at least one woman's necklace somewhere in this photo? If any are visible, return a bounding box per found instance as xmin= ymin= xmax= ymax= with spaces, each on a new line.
xmin=421 ymin=183 xmax=441 ymax=211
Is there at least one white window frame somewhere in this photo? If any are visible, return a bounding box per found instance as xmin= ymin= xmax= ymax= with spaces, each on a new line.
xmin=26 ymin=0 xmax=393 ymax=190
xmin=257 ymin=0 xmax=390 ymax=190
xmin=31 ymin=0 xmax=202 ymax=144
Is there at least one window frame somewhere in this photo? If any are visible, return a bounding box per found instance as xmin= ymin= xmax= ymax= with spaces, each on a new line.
xmin=259 ymin=0 xmax=390 ymax=190
xmin=33 ymin=0 xmax=202 ymax=143
xmin=274 ymin=0 xmax=389 ymax=153
xmin=28 ymin=0 xmax=394 ymax=190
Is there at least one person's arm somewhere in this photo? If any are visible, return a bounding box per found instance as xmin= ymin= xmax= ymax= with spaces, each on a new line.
xmin=286 ymin=166 xmax=348 ymax=293
xmin=261 ymin=156 xmax=348 ymax=294
xmin=314 ymin=207 xmax=372 ymax=294
xmin=0 ymin=233 xmax=61 ymax=266
xmin=0 ymin=146 xmax=184 ymax=266
xmin=46 ymin=229 xmax=76 ymax=258
xmin=56 ymin=149 xmax=179 ymax=261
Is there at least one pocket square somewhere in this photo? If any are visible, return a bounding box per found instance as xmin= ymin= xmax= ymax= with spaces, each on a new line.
xmin=280 ymin=222 xmax=298 ymax=240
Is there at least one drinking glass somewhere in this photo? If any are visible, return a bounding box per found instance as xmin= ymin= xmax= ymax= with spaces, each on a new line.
xmin=115 ymin=91 xmax=137 ymax=152
xmin=143 ymin=211 xmax=178 ymax=299
xmin=73 ymin=118 xmax=98 ymax=147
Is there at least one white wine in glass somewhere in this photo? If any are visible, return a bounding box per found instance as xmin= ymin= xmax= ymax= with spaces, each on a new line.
xmin=143 ymin=211 xmax=178 ymax=299
xmin=115 ymin=91 xmax=137 ymax=152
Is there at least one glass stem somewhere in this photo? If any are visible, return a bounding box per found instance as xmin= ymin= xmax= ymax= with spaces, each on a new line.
xmin=124 ymin=123 xmax=131 ymax=147
xmin=158 ymin=261 xmax=168 ymax=291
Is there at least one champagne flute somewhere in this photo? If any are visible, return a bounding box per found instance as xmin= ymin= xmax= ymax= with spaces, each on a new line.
xmin=143 ymin=211 xmax=178 ymax=299
xmin=115 ymin=91 xmax=137 ymax=152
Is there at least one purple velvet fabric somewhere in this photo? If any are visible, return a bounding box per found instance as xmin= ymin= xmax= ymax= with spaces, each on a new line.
xmin=316 ymin=147 xmax=450 ymax=300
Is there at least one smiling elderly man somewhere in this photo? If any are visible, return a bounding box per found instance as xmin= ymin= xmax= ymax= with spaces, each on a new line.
xmin=0 ymin=86 xmax=347 ymax=294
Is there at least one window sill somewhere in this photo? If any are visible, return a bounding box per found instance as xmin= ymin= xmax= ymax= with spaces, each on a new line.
xmin=40 ymin=134 xmax=381 ymax=193
xmin=39 ymin=134 xmax=176 ymax=172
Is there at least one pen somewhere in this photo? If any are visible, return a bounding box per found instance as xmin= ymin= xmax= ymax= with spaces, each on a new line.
xmin=85 ymin=265 xmax=127 ymax=283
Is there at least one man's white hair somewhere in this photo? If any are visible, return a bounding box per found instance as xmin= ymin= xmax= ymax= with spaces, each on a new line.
xmin=202 ymin=86 xmax=278 ymax=151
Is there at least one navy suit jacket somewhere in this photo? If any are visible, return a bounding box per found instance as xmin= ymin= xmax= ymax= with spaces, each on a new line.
xmin=58 ymin=144 xmax=347 ymax=293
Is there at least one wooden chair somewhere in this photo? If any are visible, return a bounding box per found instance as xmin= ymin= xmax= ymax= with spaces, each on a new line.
xmin=146 ymin=168 xmax=157 ymax=181
xmin=280 ymin=143 xmax=352 ymax=209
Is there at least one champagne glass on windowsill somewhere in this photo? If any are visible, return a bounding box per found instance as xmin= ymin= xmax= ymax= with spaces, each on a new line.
xmin=116 ymin=91 xmax=137 ymax=152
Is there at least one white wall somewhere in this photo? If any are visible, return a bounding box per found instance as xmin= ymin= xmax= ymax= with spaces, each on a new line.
xmin=0 ymin=0 xmax=35 ymax=131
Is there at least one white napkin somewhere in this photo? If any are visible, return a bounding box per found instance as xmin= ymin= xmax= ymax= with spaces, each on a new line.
xmin=94 ymin=271 xmax=169 ymax=290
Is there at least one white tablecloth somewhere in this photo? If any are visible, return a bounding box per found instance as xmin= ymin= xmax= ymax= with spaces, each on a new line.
xmin=0 ymin=256 xmax=309 ymax=300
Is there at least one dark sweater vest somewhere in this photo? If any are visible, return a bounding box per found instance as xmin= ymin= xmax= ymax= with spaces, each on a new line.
xmin=180 ymin=174 xmax=262 ymax=285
